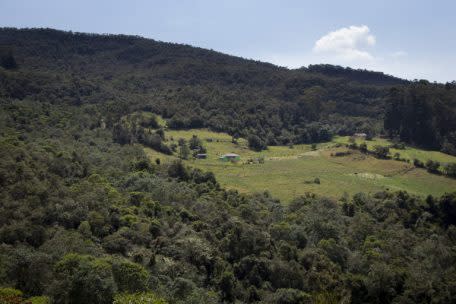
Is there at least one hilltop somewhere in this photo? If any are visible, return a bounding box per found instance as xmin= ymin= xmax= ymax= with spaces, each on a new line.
xmin=1 ymin=27 xmax=408 ymax=145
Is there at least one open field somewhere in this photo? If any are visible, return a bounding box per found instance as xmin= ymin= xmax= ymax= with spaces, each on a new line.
xmin=333 ymin=136 xmax=456 ymax=164
xmin=145 ymin=129 xmax=456 ymax=202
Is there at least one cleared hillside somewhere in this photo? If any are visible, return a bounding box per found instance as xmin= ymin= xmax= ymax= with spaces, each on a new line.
xmin=145 ymin=129 xmax=456 ymax=201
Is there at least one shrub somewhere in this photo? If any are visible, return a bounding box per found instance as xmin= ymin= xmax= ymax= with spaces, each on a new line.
xmin=51 ymin=254 xmax=116 ymax=304
xmin=248 ymin=134 xmax=267 ymax=151
xmin=444 ymin=163 xmax=456 ymax=178
xmin=413 ymin=158 xmax=424 ymax=168
xmin=333 ymin=151 xmax=351 ymax=157
xmin=0 ymin=288 xmax=24 ymax=303
xmin=373 ymin=145 xmax=389 ymax=158
xmin=112 ymin=260 xmax=149 ymax=293
xmin=425 ymin=160 xmax=440 ymax=174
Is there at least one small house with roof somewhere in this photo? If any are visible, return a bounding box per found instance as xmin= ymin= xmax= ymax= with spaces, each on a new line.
xmin=353 ymin=132 xmax=367 ymax=138
xmin=219 ymin=153 xmax=240 ymax=162
xmin=195 ymin=153 xmax=207 ymax=159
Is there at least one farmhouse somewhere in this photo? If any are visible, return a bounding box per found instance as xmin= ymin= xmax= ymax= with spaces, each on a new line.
xmin=219 ymin=153 xmax=240 ymax=162
xmin=353 ymin=132 xmax=367 ymax=138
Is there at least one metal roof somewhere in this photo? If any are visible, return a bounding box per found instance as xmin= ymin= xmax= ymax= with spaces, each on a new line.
xmin=222 ymin=153 xmax=240 ymax=157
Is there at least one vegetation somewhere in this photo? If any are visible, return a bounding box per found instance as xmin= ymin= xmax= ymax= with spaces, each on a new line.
xmin=384 ymin=81 xmax=456 ymax=154
xmin=1 ymin=27 xmax=456 ymax=303
xmin=146 ymin=129 xmax=456 ymax=201
xmin=0 ymin=27 xmax=406 ymax=148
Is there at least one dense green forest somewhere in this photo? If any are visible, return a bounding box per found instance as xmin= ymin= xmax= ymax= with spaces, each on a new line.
xmin=1 ymin=28 xmax=456 ymax=303
xmin=384 ymin=82 xmax=456 ymax=154
xmin=0 ymin=28 xmax=409 ymax=147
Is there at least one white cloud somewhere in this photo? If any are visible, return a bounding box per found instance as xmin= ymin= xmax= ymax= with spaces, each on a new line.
xmin=313 ymin=25 xmax=376 ymax=61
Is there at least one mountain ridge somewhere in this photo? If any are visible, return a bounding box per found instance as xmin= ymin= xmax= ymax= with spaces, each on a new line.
xmin=0 ymin=27 xmax=407 ymax=86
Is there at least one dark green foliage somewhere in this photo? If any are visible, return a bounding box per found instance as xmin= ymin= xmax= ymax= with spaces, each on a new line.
xmin=439 ymin=193 xmax=456 ymax=227
xmin=444 ymin=163 xmax=456 ymax=177
xmin=112 ymin=114 xmax=172 ymax=155
xmin=177 ymin=138 xmax=191 ymax=159
xmin=373 ymin=145 xmax=390 ymax=159
xmin=51 ymin=254 xmax=116 ymax=304
xmin=0 ymin=28 xmax=406 ymax=148
xmin=413 ymin=158 xmax=425 ymax=168
xmin=219 ymin=271 xmax=236 ymax=302
xmin=248 ymin=134 xmax=267 ymax=151
xmin=1 ymin=27 xmax=456 ymax=304
xmin=425 ymin=159 xmax=440 ymax=174
xmin=167 ymin=160 xmax=189 ymax=180
xmin=384 ymin=83 xmax=456 ymax=154
xmin=111 ymin=259 xmax=149 ymax=293
xmin=189 ymin=134 xmax=207 ymax=156
xmin=0 ymin=47 xmax=17 ymax=69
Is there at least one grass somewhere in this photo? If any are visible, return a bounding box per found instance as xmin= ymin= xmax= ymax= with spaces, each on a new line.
xmin=333 ymin=136 xmax=456 ymax=164
xmin=145 ymin=129 xmax=456 ymax=203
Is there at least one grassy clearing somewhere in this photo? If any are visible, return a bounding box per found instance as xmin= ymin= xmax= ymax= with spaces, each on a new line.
xmin=333 ymin=136 xmax=456 ymax=164
xmin=145 ymin=129 xmax=456 ymax=202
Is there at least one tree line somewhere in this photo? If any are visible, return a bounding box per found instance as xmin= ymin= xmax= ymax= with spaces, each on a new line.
xmin=384 ymin=81 xmax=456 ymax=155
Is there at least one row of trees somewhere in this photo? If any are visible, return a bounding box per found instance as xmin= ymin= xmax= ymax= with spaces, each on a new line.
xmin=384 ymin=81 xmax=456 ymax=154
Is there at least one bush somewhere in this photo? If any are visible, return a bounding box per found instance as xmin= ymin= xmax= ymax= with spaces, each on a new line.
xmin=373 ymin=145 xmax=389 ymax=158
xmin=112 ymin=260 xmax=149 ymax=293
xmin=425 ymin=160 xmax=440 ymax=174
xmin=248 ymin=134 xmax=267 ymax=151
xmin=167 ymin=160 xmax=189 ymax=180
xmin=413 ymin=158 xmax=424 ymax=168
xmin=444 ymin=163 xmax=456 ymax=178
xmin=51 ymin=254 xmax=116 ymax=304
xmin=333 ymin=151 xmax=351 ymax=157
xmin=0 ymin=287 xmax=23 ymax=303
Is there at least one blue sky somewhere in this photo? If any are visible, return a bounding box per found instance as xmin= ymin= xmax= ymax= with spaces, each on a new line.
xmin=1 ymin=0 xmax=455 ymax=82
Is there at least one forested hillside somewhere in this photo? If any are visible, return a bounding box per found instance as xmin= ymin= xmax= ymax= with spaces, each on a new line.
xmin=1 ymin=28 xmax=456 ymax=304
xmin=1 ymin=96 xmax=456 ymax=304
xmin=384 ymin=81 xmax=456 ymax=154
xmin=0 ymin=28 xmax=409 ymax=148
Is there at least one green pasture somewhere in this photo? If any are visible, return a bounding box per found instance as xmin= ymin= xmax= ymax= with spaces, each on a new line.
xmin=145 ymin=129 xmax=456 ymax=202
xmin=333 ymin=136 xmax=456 ymax=164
